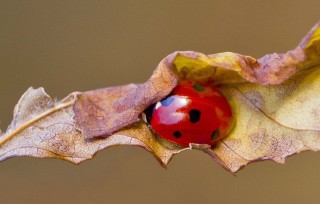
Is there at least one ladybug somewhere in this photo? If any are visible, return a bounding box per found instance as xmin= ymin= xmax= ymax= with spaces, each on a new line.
xmin=144 ymin=80 xmax=234 ymax=147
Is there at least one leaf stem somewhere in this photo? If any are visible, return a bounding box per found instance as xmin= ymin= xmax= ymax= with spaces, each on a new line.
xmin=0 ymin=100 xmax=75 ymax=147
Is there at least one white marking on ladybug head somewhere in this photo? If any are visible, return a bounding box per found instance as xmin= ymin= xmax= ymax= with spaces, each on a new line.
xmin=155 ymin=102 xmax=161 ymax=110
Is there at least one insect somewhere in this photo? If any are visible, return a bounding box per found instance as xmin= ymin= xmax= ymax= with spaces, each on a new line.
xmin=144 ymin=80 xmax=234 ymax=147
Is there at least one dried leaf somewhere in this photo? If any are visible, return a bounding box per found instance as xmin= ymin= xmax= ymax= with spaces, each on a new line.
xmin=0 ymin=88 xmax=184 ymax=165
xmin=1 ymin=21 xmax=319 ymax=173
xmin=212 ymin=66 xmax=320 ymax=172
xmin=74 ymin=21 xmax=320 ymax=172
xmin=74 ymin=54 xmax=178 ymax=138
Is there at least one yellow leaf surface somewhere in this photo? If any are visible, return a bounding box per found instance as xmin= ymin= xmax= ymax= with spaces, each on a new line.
xmin=212 ymin=66 xmax=320 ymax=172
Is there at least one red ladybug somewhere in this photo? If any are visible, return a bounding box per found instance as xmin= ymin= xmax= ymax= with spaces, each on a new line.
xmin=145 ymin=80 xmax=234 ymax=147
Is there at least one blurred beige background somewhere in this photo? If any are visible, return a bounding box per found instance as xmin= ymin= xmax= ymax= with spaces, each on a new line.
xmin=0 ymin=1 xmax=320 ymax=203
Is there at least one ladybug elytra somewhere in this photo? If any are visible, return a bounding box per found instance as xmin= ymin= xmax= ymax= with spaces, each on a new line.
xmin=145 ymin=80 xmax=234 ymax=147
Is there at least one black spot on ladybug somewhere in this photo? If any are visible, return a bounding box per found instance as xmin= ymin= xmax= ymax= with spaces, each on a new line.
xmin=160 ymin=96 xmax=175 ymax=107
xmin=173 ymin=131 xmax=182 ymax=138
xmin=189 ymin=109 xmax=201 ymax=123
xmin=211 ymin=130 xmax=220 ymax=141
xmin=192 ymin=83 xmax=205 ymax=92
